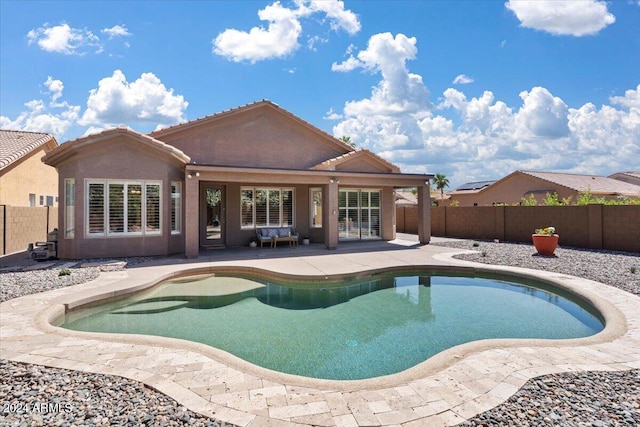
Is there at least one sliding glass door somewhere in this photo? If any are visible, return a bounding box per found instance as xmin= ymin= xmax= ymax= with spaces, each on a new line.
xmin=338 ymin=189 xmax=381 ymax=240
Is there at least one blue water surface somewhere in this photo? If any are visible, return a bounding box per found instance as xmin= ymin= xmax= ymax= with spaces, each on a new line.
xmin=63 ymin=271 xmax=603 ymax=380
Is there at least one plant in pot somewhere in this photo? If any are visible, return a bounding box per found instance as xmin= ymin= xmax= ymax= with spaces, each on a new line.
xmin=249 ymin=237 xmax=258 ymax=248
xmin=532 ymin=226 xmax=559 ymax=256
xmin=302 ymin=236 xmax=310 ymax=245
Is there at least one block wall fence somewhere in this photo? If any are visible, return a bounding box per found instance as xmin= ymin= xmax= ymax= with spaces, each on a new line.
xmin=3 ymin=205 xmax=637 ymax=257
xmin=397 ymin=205 xmax=639 ymax=253
xmin=0 ymin=206 xmax=58 ymax=256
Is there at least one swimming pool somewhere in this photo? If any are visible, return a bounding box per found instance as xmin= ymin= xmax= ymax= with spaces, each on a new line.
xmin=62 ymin=268 xmax=604 ymax=380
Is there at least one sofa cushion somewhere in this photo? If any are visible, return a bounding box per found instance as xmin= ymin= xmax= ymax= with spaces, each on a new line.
xmin=278 ymin=227 xmax=290 ymax=237
xmin=260 ymin=228 xmax=270 ymax=237
xmin=267 ymin=228 xmax=280 ymax=238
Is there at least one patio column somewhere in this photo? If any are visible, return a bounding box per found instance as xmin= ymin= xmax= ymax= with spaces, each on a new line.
xmin=325 ymin=182 xmax=339 ymax=249
xmin=381 ymin=187 xmax=396 ymax=240
xmin=418 ymin=181 xmax=431 ymax=244
xmin=185 ymin=172 xmax=199 ymax=258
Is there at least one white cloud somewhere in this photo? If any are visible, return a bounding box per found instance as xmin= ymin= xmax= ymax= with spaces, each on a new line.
xmin=0 ymin=77 xmax=79 ymax=137
xmin=301 ymin=0 xmax=361 ymax=34
xmin=331 ymin=32 xmax=431 ymax=153
xmin=27 ymin=22 xmax=132 ymax=55
xmin=1 ymin=71 xmax=188 ymax=140
xmin=505 ymin=0 xmax=615 ymax=36
xmin=79 ymin=70 xmax=188 ymax=127
xmin=328 ymin=33 xmax=639 ymax=187
xmin=452 ymin=74 xmax=474 ymax=85
xmin=27 ymin=23 xmax=100 ymax=55
xmin=212 ymin=0 xmax=360 ymax=63
xmin=44 ymin=76 xmax=64 ymax=104
xmin=610 ymin=85 xmax=640 ymax=110
xmin=102 ymin=24 xmax=132 ymax=39
xmin=515 ymin=87 xmax=570 ymax=138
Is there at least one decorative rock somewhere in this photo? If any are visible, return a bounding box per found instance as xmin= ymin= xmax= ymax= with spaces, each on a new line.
xmin=2 ymin=244 xmax=639 ymax=426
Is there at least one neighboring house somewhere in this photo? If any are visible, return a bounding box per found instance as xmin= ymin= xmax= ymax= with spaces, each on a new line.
xmin=0 ymin=130 xmax=58 ymax=207
xmin=395 ymin=190 xmax=418 ymax=207
xmin=610 ymin=171 xmax=640 ymax=187
xmin=445 ymin=180 xmax=496 ymax=206
xmin=43 ymin=100 xmax=433 ymax=259
xmin=447 ymin=171 xmax=640 ymax=207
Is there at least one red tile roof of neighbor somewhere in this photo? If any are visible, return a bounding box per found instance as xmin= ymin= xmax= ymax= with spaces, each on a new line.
xmin=0 ymin=130 xmax=57 ymax=171
xmin=520 ymin=170 xmax=640 ymax=196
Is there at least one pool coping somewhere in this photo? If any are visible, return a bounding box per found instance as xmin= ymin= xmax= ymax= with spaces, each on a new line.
xmin=2 ymin=243 xmax=639 ymax=427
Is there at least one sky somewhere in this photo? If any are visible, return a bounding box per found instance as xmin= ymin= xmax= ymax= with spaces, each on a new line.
xmin=1 ymin=0 xmax=639 ymax=188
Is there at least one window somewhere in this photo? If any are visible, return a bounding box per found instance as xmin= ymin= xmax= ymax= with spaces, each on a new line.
xmin=146 ymin=184 xmax=160 ymax=233
xmin=241 ymin=189 xmax=254 ymax=228
xmin=46 ymin=195 xmax=54 ymax=206
xmin=339 ymin=189 xmax=381 ymax=240
xmin=310 ymin=188 xmax=322 ymax=228
xmin=64 ymin=179 xmax=75 ymax=238
xmin=88 ymin=183 xmax=105 ymax=234
xmin=241 ymin=187 xmax=294 ymax=229
xmin=86 ymin=180 xmax=161 ymax=237
xmin=171 ymin=182 xmax=182 ymax=234
xmin=39 ymin=195 xmax=44 ymax=206
xmin=29 ymin=194 xmax=36 ymax=207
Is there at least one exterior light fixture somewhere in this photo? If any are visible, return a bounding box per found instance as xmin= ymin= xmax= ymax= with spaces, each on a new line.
xmin=330 ymin=177 xmax=339 ymax=184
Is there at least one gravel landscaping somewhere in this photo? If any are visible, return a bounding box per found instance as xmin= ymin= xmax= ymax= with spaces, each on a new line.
xmin=1 ymin=241 xmax=639 ymax=426
xmin=429 ymin=239 xmax=640 ymax=427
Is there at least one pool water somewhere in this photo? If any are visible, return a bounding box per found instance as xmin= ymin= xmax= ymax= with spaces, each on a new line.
xmin=62 ymin=271 xmax=604 ymax=380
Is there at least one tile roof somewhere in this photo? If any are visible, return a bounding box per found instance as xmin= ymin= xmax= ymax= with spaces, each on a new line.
xmin=43 ymin=126 xmax=190 ymax=166
xmin=149 ymin=99 xmax=356 ymax=153
xmin=395 ymin=191 xmax=417 ymax=205
xmin=311 ymin=148 xmax=400 ymax=173
xmin=0 ymin=130 xmax=56 ymax=171
xmin=520 ymin=170 xmax=640 ymax=196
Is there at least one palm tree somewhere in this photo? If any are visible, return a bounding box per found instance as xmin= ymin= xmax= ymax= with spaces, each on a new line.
xmin=339 ymin=136 xmax=356 ymax=148
xmin=432 ymin=173 xmax=450 ymax=203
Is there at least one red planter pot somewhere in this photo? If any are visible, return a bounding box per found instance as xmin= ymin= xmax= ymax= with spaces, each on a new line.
xmin=532 ymin=234 xmax=559 ymax=256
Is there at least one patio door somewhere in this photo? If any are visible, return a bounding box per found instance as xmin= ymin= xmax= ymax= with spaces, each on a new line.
xmin=200 ymin=184 xmax=225 ymax=247
xmin=338 ymin=189 xmax=381 ymax=240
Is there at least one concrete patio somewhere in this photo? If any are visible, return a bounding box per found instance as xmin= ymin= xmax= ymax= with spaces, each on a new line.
xmin=1 ymin=237 xmax=639 ymax=427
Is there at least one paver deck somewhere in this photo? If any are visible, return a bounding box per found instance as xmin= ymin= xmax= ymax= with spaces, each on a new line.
xmin=1 ymin=238 xmax=639 ymax=426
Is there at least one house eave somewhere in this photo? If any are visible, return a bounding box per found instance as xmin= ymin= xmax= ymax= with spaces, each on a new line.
xmin=186 ymin=164 xmax=432 ymax=188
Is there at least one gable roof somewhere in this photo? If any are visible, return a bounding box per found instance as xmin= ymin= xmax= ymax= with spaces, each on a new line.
xmin=43 ymin=126 xmax=190 ymax=167
xmin=519 ymin=170 xmax=640 ymax=196
xmin=0 ymin=130 xmax=57 ymax=171
xmin=149 ymin=99 xmax=356 ymax=153
xmin=395 ymin=191 xmax=417 ymax=205
xmin=310 ymin=148 xmax=400 ymax=173
xmin=609 ymin=171 xmax=640 ymax=186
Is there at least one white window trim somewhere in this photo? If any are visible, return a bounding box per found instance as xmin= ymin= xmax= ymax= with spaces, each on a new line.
xmin=85 ymin=179 xmax=162 ymax=238
xmin=171 ymin=182 xmax=182 ymax=235
xmin=240 ymin=186 xmax=295 ymax=229
xmin=64 ymin=178 xmax=75 ymax=239
xmin=310 ymin=187 xmax=322 ymax=229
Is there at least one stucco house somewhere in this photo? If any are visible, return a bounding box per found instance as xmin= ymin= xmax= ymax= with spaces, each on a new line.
xmin=43 ymin=100 xmax=433 ymax=259
xmin=448 ymin=170 xmax=640 ymax=207
xmin=0 ymin=130 xmax=58 ymax=207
